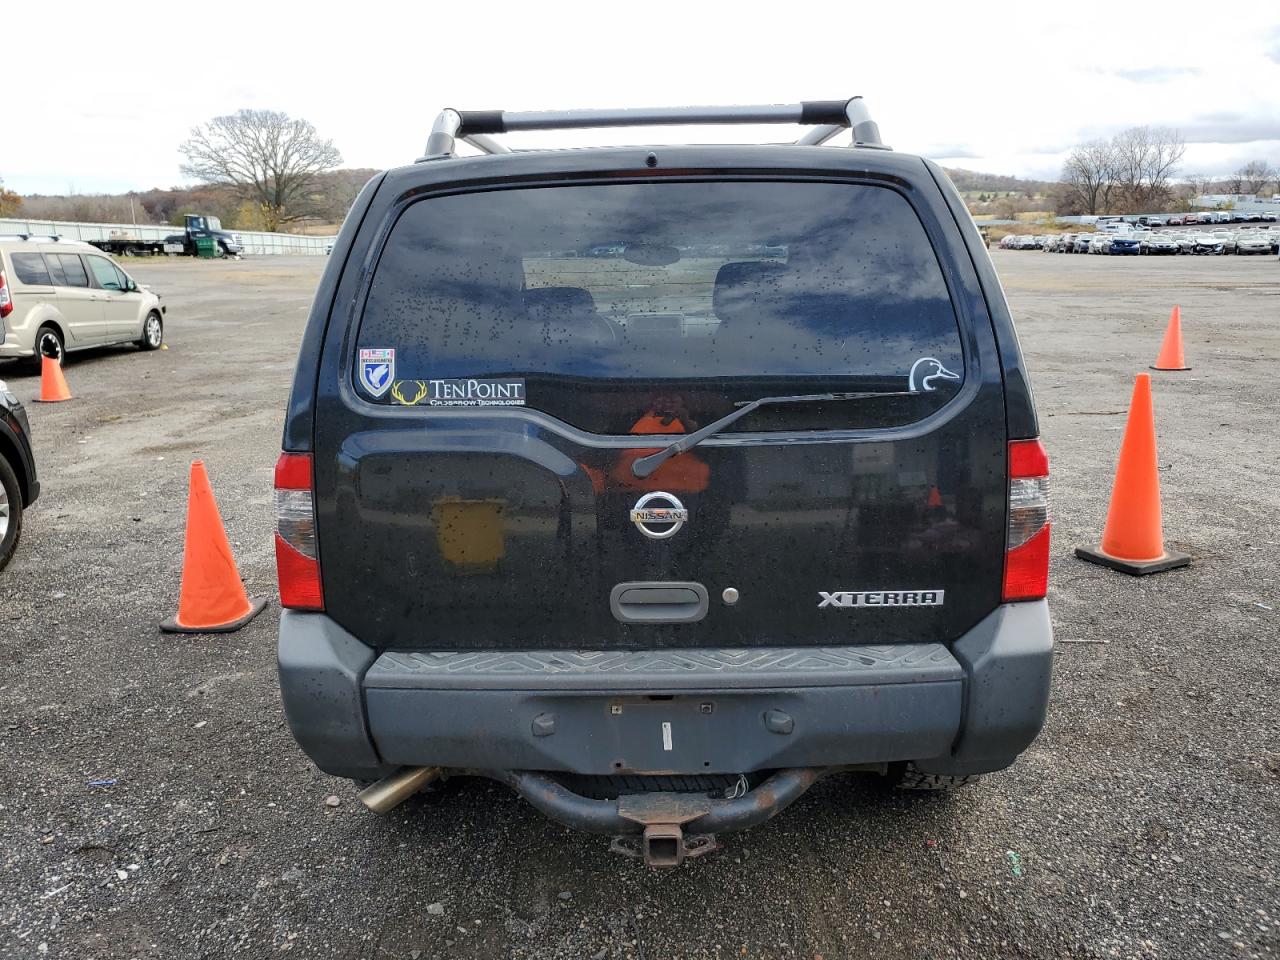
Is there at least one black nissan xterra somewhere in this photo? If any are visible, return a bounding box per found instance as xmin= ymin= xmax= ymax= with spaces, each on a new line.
xmin=275 ymin=98 xmax=1053 ymax=866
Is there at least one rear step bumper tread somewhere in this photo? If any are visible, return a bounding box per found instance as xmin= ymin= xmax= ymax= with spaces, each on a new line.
xmin=367 ymin=643 xmax=960 ymax=690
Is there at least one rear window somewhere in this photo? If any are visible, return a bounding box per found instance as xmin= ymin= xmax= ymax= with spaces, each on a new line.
xmin=9 ymin=252 xmax=52 ymax=286
xmin=356 ymin=180 xmax=963 ymax=434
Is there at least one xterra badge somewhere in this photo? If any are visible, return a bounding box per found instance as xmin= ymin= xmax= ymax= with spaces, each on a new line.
xmin=819 ymin=590 xmax=945 ymax=608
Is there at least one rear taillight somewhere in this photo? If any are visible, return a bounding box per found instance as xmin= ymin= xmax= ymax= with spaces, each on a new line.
xmin=274 ymin=452 xmax=323 ymax=610
xmin=0 ymin=271 xmax=12 ymax=319
xmin=1003 ymin=439 xmax=1050 ymax=602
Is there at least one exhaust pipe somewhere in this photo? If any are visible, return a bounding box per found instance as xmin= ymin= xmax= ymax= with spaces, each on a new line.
xmin=357 ymin=766 xmax=442 ymax=814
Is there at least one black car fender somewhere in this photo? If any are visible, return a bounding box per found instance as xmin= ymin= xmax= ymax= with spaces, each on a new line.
xmin=0 ymin=411 xmax=39 ymax=506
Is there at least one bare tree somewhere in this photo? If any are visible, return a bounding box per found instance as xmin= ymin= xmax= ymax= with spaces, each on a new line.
xmin=1111 ymin=126 xmax=1185 ymax=210
xmin=0 ymin=178 xmax=20 ymax=216
xmin=1182 ymin=172 xmax=1214 ymax=199
xmin=180 ymin=109 xmax=342 ymax=232
xmin=1060 ymin=139 xmax=1118 ymax=215
xmin=1234 ymin=160 xmax=1276 ymax=196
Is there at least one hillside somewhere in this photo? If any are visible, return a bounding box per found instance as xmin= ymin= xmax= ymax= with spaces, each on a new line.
xmin=13 ymin=168 xmax=381 ymax=232
xmin=942 ymin=167 xmax=1060 ymax=197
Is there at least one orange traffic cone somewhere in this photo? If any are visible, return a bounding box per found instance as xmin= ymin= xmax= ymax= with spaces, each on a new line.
xmin=34 ymin=356 xmax=73 ymax=402
xmin=161 ymin=461 xmax=268 ymax=632
xmin=1150 ymin=306 xmax=1190 ymax=371
xmin=1075 ymin=373 xmax=1190 ymax=575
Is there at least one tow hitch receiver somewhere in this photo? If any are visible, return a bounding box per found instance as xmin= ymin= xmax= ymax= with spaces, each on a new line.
xmin=611 ymin=793 xmax=720 ymax=867
xmin=484 ymin=767 xmax=832 ymax=866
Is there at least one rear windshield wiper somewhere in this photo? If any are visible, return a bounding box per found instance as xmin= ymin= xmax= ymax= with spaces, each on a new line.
xmin=631 ymin=389 xmax=915 ymax=478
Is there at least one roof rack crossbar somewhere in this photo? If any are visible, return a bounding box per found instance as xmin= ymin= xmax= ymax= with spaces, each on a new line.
xmin=420 ymin=97 xmax=883 ymax=158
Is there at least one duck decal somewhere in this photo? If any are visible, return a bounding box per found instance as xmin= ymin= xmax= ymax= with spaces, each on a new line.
xmin=908 ymin=357 xmax=961 ymax=393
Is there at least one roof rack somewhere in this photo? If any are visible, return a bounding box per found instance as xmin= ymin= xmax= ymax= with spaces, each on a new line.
xmin=0 ymin=234 xmax=62 ymax=242
xmin=420 ymin=97 xmax=885 ymax=159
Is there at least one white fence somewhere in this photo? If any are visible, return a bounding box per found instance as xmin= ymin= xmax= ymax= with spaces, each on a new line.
xmin=0 ymin=218 xmax=336 ymax=256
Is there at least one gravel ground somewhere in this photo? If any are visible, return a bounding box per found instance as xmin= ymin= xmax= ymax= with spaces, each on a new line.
xmin=1 ymin=251 xmax=1277 ymax=960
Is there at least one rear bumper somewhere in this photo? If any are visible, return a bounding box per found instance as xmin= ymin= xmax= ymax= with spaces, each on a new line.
xmin=0 ymin=331 xmax=33 ymax=358
xmin=278 ymin=601 xmax=1053 ymax=782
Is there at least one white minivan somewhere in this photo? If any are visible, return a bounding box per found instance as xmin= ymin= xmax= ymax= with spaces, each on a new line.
xmin=0 ymin=237 xmax=165 ymax=369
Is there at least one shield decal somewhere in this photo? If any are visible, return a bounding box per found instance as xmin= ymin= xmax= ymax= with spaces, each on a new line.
xmin=358 ymin=348 xmax=395 ymax=398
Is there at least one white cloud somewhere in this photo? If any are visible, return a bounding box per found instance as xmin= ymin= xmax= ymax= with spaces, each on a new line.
xmin=3 ymin=2 xmax=1279 ymax=194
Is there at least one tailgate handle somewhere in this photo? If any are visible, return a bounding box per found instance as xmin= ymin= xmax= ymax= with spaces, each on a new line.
xmin=610 ymin=582 xmax=709 ymax=624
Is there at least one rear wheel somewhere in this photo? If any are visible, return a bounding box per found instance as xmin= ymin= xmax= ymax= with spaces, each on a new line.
xmin=137 ymin=311 xmax=163 ymax=350
xmin=0 ymin=454 xmax=23 ymax=573
xmin=886 ymin=762 xmax=981 ymax=792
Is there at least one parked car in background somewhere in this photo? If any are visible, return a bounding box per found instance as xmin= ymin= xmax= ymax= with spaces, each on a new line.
xmin=1145 ymin=216 xmax=1167 ymax=227
xmin=1210 ymin=231 xmax=1236 ymax=254
xmin=1172 ymin=234 xmax=1197 ymax=254
xmin=1236 ymin=233 xmax=1272 ymax=255
xmin=1147 ymin=235 xmax=1180 ymax=255
xmin=0 ymin=377 xmax=38 ymax=572
xmin=1073 ymin=235 xmax=1093 ymax=253
xmin=1109 ymin=236 xmax=1141 ymax=255
xmin=0 ymin=238 xmax=166 ymax=369
xmin=1089 ymin=235 xmax=1113 ymax=254
xmin=1192 ymin=235 xmax=1224 ymax=255
xmin=1166 ymin=216 xmax=1185 ymax=226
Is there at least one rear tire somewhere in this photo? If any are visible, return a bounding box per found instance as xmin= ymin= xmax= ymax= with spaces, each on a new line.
xmin=887 ymin=762 xmax=981 ymax=792
xmin=0 ymin=453 xmax=23 ymax=573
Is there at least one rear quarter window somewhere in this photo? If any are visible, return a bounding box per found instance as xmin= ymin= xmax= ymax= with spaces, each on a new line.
xmin=52 ymin=254 xmax=90 ymax=288
xmin=9 ymin=252 xmax=52 ymax=286
xmin=355 ymin=180 xmax=964 ymax=434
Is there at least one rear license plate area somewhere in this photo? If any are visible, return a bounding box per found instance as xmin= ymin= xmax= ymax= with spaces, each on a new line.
xmin=597 ymin=695 xmax=733 ymax=774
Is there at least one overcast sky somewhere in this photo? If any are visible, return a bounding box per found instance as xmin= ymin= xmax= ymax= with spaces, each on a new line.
xmin=5 ymin=3 xmax=1279 ymax=196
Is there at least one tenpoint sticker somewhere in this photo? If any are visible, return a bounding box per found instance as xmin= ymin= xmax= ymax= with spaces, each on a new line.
xmin=390 ymin=378 xmax=526 ymax=407
xmin=358 ymin=348 xmax=395 ymax=398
